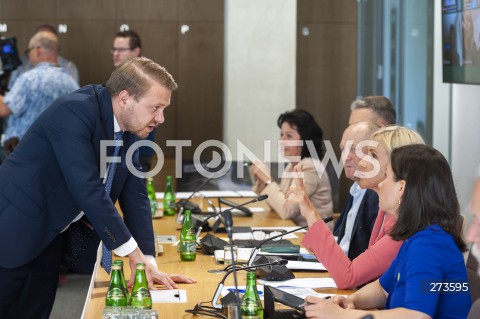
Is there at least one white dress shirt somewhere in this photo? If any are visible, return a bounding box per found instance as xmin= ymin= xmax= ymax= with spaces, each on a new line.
xmin=339 ymin=182 xmax=367 ymax=255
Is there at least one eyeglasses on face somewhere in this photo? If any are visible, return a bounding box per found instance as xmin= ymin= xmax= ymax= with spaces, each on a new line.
xmin=110 ymin=47 xmax=132 ymax=54
xmin=24 ymin=46 xmax=39 ymax=57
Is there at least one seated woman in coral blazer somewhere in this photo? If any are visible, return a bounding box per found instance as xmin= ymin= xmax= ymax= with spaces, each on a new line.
xmin=288 ymin=126 xmax=424 ymax=289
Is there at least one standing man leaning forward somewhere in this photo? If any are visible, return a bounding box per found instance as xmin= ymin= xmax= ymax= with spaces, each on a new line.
xmin=0 ymin=57 xmax=195 ymax=319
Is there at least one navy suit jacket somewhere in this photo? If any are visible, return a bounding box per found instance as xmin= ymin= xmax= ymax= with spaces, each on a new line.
xmin=0 ymin=85 xmax=154 ymax=268
xmin=334 ymin=188 xmax=379 ymax=260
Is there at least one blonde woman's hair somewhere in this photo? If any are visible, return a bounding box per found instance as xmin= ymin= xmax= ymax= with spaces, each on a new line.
xmin=371 ymin=125 xmax=425 ymax=153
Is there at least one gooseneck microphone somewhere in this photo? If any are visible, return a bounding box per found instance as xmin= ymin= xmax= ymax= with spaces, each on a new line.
xmin=175 ymin=177 xmax=213 ymax=224
xmin=195 ymin=195 xmax=269 ymax=241
xmin=246 ymin=215 xmax=334 ymax=266
xmin=210 ymin=259 xmax=288 ymax=309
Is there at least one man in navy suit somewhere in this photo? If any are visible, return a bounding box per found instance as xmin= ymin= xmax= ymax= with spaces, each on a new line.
xmin=334 ymin=122 xmax=381 ymax=260
xmin=334 ymin=95 xmax=396 ymax=260
xmin=0 ymin=57 xmax=195 ymax=318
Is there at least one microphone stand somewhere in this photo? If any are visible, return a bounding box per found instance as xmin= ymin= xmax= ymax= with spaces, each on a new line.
xmin=223 ymin=210 xmax=241 ymax=318
xmin=210 ymin=258 xmax=288 ymax=309
xmin=247 ymin=215 xmax=333 ymax=266
xmin=195 ymin=195 xmax=269 ymax=242
xmin=176 ymin=177 xmax=213 ymax=224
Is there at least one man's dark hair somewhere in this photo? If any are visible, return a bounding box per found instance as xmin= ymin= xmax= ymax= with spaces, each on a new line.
xmin=350 ymin=95 xmax=396 ymax=125
xmin=277 ymin=109 xmax=325 ymax=160
xmin=389 ymin=144 xmax=467 ymax=252
xmin=115 ymin=30 xmax=142 ymax=51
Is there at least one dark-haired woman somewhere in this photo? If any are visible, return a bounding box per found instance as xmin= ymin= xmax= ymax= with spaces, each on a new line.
xmin=251 ymin=109 xmax=333 ymax=226
xmin=303 ymin=144 xmax=471 ymax=319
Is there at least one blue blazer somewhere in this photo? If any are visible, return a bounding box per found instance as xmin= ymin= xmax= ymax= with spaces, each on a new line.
xmin=334 ymin=188 xmax=379 ymax=260
xmin=0 ymin=85 xmax=154 ymax=268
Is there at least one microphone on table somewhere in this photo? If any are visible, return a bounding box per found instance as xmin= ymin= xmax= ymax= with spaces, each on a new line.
xmin=210 ymin=259 xmax=288 ymax=309
xmin=247 ymin=215 xmax=333 ymax=267
xmin=176 ymin=177 xmax=213 ymax=224
xmin=197 ymin=195 xmax=268 ymax=242
xmin=218 ymin=197 xmax=253 ymax=216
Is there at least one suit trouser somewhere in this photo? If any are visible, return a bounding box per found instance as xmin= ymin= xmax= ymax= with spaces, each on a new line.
xmin=0 ymin=234 xmax=64 ymax=319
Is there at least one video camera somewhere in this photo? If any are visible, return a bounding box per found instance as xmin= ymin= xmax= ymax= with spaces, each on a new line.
xmin=0 ymin=37 xmax=22 ymax=72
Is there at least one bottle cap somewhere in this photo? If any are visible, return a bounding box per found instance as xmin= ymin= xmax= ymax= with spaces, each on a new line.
xmin=113 ymin=260 xmax=123 ymax=266
xmin=136 ymin=263 xmax=146 ymax=269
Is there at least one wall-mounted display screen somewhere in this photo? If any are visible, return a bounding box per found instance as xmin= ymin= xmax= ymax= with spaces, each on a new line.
xmin=442 ymin=0 xmax=480 ymax=84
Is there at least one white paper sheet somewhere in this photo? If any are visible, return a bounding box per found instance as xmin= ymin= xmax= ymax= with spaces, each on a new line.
xmin=150 ymin=289 xmax=187 ymax=303
xmin=235 ymin=190 xmax=258 ymax=197
xmin=285 ymin=261 xmax=326 ymax=271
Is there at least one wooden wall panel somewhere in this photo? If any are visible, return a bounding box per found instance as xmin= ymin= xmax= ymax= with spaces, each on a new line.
xmin=57 ymin=21 xmax=116 ymax=85
xmin=179 ymin=0 xmax=224 ymax=21
xmin=2 ymin=0 xmax=56 ymax=20
xmin=116 ymin=0 xmax=177 ymax=21
xmin=57 ymin=0 xmax=116 ymax=20
xmin=177 ymin=21 xmax=224 ymax=159
xmin=297 ymin=0 xmax=358 ymax=211
xmin=298 ymin=0 xmax=357 ymax=23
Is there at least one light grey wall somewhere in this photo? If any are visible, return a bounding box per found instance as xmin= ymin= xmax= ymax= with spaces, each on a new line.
xmin=224 ymin=0 xmax=296 ymax=163
xmin=434 ymin=1 xmax=480 ymax=225
xmin=451 ymin=86 xmax=480 ymax=215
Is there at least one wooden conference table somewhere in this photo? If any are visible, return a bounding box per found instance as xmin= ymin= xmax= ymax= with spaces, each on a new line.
xmin=82 ymin=197 xmax=354 ymax=318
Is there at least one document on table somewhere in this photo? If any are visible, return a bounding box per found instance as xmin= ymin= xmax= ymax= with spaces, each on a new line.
xmin=285 ymin=260 xmax=326 ymax=271
xmin=257 ymin=277 xmax=337 ymax=289
xmin=231 ymin=232 xmax=298 ymax=240
xmin=150 ymin=289 xmax=187 ymax=303
xmin=235 ymin=190 xmax=258 ymax=197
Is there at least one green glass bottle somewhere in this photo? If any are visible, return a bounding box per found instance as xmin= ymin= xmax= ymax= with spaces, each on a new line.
xmin=163 ymin=176 xmax=176 ymax=216
xmin=241 ymin=271 xmax=263 ymax=319
xmin=105 ymin=264 xmax=128 ymax=307
xmin=130 ymin=263 xmax=152 ymax=309
xmin=180 ymin=210 xmax=197 ymax=261
xmin=113 ymin=260 xmax=129 ymax=305
xmin=146 ymin=177 xmax=157 ymax=216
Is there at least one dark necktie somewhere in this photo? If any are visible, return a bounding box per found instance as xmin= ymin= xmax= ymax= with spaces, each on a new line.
xmin=101 ymin=131 xmax=123 ymax=273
